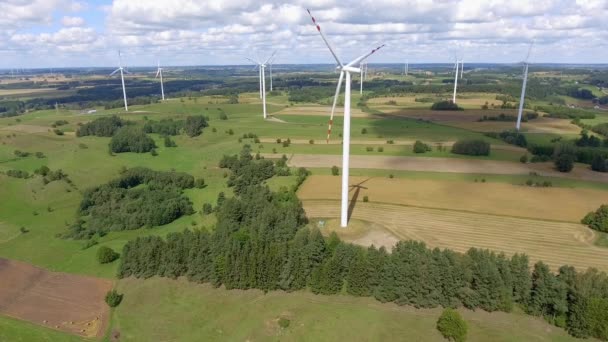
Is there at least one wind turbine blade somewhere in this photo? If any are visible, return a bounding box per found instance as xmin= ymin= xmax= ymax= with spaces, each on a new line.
xmin=345 ymin=44 xmax=385 ymax=68
xmin=525 ymin=42 xmax=534 ymax=63
xmin=263 ymin=50 xmax=277 ymax=65
xmin=245 ymin=57 xmax=259 ymax=65
xmin=327 ymin=71 xmax=344 ymax=143
xmin=155 ymin=69 xmax=160 ymax=78
xmin=109 ymin=68 xmax=120 ymax=76
xmin=306 ymin=9 xmax=343 ymax=67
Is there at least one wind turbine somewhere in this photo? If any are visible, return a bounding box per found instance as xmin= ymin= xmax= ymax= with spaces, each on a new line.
xmin=516 ymin=43 xmax=534 ymax=131
xmin=155 ymin=61 xmax=165 ymax=101
xmin=307 ymin=9 xmax=384 ymax=228
xmin=452 ymin=57 xmax=460 ymax=103
xmin=404 ymin=60 xmax=409 ymax=76
xmin=110 ymin=51 xmax=129 ymax=111
xmin=246 ymin=51 xmax=276 ymax=120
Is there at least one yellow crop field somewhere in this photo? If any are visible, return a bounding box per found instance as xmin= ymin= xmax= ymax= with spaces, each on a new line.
xmin=304 ymin=200 xmax=608 ymax=272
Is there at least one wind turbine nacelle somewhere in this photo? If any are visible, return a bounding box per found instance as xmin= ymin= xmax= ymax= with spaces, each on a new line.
xmin=342 ymin=66 xmax=361 ymax=73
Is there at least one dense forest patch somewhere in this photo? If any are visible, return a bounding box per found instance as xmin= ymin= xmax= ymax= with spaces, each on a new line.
xmin=66 ymin=167 xmax=196 ymax=239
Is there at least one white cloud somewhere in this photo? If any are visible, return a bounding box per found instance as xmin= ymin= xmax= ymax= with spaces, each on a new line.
xmin=61 ymin=16 xmax=85 ymax=27
xmin=1 ymin=0 xmax=608 ymax=67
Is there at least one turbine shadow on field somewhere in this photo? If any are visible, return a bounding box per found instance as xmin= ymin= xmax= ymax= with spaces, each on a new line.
xmin=347 ymin=178 xmax=370 ymax=223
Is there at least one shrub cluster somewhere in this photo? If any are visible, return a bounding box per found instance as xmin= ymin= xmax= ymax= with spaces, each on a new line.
xmin=451 ymin=139 xmax=490 ymax=156
xmin=77 ymin=116 xmax=129 ymax=137
xmin=582 ymin=205 xmax=608 ymax=233
xmin=109 ymin=126 xmax=156 ymax=153
xmin=431 ymin=101 xmax=462 ymax=111
xmin=413 ymin=140 xmax=432 ymax=154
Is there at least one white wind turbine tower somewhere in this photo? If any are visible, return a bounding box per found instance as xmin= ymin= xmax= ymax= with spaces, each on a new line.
xmin=452 ymin=57 xmax=460 ymax=103
xmin=307 ymin=9 xmax=385 ymax=228
xmin=247 ymin=51 xmax=276 ymax=120
xmin=460 ymin=59 xmax=464 ymax=79
xmin=404 ymin=60 xmax=409 ymax=76
xmin=155 ymin=61 xmax=165 ymax=101
xmin=110 ymin=51 xmax=129 ymax=111
xmin=516 ymin=43 xmax=534 ymax=131
xmin=269 ymin=54 xmax=277 ymax=92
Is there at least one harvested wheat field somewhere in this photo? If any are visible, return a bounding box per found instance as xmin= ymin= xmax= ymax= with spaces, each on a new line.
xmin=299 ymin=175 xmax=606 ymax=222
xmin=286 ymin=154 xmax=608 ymax=183
xmin=0 ymin=258 xmax=112 ymax=338
xmin=303 ymin=200 xmax=608 ymax=272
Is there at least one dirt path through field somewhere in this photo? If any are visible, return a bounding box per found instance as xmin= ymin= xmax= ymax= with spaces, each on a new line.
xmin=0 ymin=258 xmax=112 ymax=338
xmin=303 ymin=200 xmax=608 ymax=272
xmin=282 ymin=154 xmax=608 ymax=183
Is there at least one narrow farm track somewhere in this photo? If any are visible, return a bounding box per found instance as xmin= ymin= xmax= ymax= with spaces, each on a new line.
xmin=303 ymin=200 xmax=608 ymax=272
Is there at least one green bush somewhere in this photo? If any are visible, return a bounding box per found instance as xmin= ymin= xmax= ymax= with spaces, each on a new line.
xmin=202 ymin=203 xmax=213 ymax=215
xmin=363 ymin=195 xmax=369 ymax=202
xmin=97 ymin=246 xmax=119 ymax=264
xmin=109 ymin=127 xmax=156 ymax=153
xmin=278 ymin=317 xmax=290 ymax=329
xmin=436 ymin=308 xmax=467 ymax=342
xmin=184 ymin=115 xmax=208 ymax=137
xmin=555 ymin=154 xmax=575 ymax=172
xmin=105 ymin=290 xmax=123 ymax=308
xmin=451 ymin=139 xmax=490 ymax=156
xmin=431 ymin=101 xmax=462 ymax=111
xmin=591 ymin=156 xmax=608 ymax=172
xmin=377 ymin=147 xmax=384 ymax=152
xmin=331 ymin=166 xmax=339 ymax=176
xmin=582 ymin=205 xmax=608 ymax=233
xmin=164 ymin=136 xmax=177 ymax=147
xmin=413 ymin=140 xmax=431 ymax=154
xmin=520 ymin=155 xmax=528 ymax=163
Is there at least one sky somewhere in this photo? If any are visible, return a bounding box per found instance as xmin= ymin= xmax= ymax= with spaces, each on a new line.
xmin=1 ymin=0 xmax=607 ymax=68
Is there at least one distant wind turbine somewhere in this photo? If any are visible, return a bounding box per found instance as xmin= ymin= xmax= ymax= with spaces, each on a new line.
xmin=452 ymin=57 xmax=460 ymax=103
xmin=307 ymin=9 xmax=384 ymax=228
xmin=516 ymin=43 xmax=534 ymax=131
xmin=247 ymin=51 xmax=276 ymax=119
xmin=155 ymin=61 xmax=165 ymax=101
xmin=460 ymin=59 xmax=464 ymax=79
xmin=109 ymin=50 xmax=129 ymax=111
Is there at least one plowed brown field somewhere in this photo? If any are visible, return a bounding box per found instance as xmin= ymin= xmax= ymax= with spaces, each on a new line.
xmin=0 ymin=258 xmax=112 ymax=338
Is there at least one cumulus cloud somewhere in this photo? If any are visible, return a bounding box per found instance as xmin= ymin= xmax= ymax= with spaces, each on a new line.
xmin=1 ymin=0 xmax=608 ymax=67
xmin=61 ymin=16 xmax=85 ymax=27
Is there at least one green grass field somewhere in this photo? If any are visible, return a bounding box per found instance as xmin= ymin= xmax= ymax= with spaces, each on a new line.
xmin=111 ymin=277 xmax=579 ymax=342
xmin=0 ymin=315 xmax=83 ymax=342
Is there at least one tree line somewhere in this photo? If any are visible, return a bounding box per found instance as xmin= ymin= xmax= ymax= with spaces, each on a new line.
xmin=117 ymin=170 xmax=607 ymax=340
